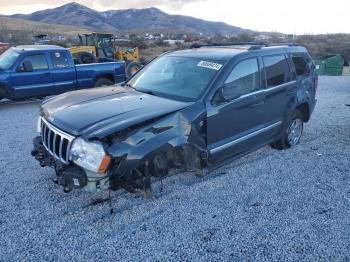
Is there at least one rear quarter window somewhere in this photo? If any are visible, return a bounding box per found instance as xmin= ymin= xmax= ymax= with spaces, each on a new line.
xmin=51 ymin=51 xmax=70 ymax=69
xmin=263 ymin=55 xmax=291 ymax=88
xmin=292 ymin=55 xmax=310 ymax=76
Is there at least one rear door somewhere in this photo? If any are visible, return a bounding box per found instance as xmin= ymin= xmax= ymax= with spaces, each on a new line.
xmin=10 ymin=53 xmax=53 ymax=98
xmin=50 ymin=51 xmax=76 ymax=94
xmin=260 ymin=54 xmax=295 ymax=141
xmin=207 ymin=57 xmax=267 ymax=161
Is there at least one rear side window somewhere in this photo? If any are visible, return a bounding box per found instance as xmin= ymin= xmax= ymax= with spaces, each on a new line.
xmin=22 ymin=55 xmax=48 ymax=70
xmin=263 ymin=55 xmax=290 ymax=88
xmin=51 ymin=51 xmax=70 ymax=68
xmin=292 ymin=56 xmax=309 ymax=76
xmin=225 ymin=58 xmax=260 ymax=95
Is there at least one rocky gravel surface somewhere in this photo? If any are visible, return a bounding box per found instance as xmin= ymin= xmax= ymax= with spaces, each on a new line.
xmin=0 ymin=76 xmax=349 ymax=261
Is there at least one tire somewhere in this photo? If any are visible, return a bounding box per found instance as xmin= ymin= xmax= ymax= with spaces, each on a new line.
xmin=94 ymin=78 xmax=114 ymax=87
xmin=126 ymin=62 xmax=142 ymax=78
xmin=76 ymin=52 xmax=96 ymax=64
xmin=271 ymin=110 xmax=304 ymax=150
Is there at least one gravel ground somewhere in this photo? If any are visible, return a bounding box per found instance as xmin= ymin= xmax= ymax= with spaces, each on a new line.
xmin=0 ymin=76 xmax=349 ymax=261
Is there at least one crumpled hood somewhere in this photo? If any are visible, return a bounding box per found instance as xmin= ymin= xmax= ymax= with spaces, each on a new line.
xmin=42 ymin=86 xmax=192 ymax=139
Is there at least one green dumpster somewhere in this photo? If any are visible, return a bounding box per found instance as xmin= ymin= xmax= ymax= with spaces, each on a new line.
xmin=315 ymin=54 xmax=344 ymax=76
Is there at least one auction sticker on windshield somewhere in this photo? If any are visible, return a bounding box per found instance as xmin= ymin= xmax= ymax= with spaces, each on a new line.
xmin=197 ymin=61 xmax=223 ymax=70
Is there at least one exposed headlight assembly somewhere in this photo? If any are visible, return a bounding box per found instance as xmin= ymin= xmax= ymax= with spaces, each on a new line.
xmin=69 ymin=138 xmax=111 ymax=173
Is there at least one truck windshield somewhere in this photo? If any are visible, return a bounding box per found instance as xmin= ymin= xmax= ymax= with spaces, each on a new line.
xmin=128 ymin=56 xmax=223 ymax=101
xmin=0 ymin=49 xmax=20 ymax=70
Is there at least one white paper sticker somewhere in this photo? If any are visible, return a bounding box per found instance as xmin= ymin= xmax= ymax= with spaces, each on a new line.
xmin=197 ymin=61 xmax=223 ymax=71
xmin=316 ymin=65 xmax=320 ymax=70
xmin=73 ymin=178 xmax=80 ymax=186
xmin=54 ymin=52 xmax=61 ymax=58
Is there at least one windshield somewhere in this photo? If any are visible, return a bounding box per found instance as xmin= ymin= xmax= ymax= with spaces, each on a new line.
xmin=0 ymin=49 xmax=20 ymax=70
xmin=128 ymin=56 xmax=223 ymax=101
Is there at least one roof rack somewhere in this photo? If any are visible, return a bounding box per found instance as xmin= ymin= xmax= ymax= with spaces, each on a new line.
xmin=190 ymin=42 xmax=300 ymax=50
xmin=265 ymin=43 xmax=299 ymax=47
xmin=190 ymin=42 xmax=266 ymax=50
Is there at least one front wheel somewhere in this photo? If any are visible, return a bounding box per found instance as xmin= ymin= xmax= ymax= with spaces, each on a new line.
xmin=95 ymin=78 xmax=114 ymax=87
xmin=126 ymin=62 xmax=142 ymax=78
xmin=271 ymin=110 xmax=304 ymax=150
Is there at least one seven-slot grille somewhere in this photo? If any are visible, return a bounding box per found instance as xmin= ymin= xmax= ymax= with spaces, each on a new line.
xmin=40 ymin=117 xmax=75 ymax=164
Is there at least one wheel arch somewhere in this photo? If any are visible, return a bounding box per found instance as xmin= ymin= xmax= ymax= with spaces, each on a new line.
xmin=296 ymin=102 xmax=310 ymax=122
xmin=94 ymin=74 xmax=115 ymax=84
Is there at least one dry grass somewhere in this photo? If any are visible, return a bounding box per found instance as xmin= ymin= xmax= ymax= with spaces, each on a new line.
xmin=0 ymin=16 xmax=90 ymax=36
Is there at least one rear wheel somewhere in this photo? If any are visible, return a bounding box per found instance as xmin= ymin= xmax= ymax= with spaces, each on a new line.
xmin=76 ymin=52 xmax=96 ymax=64
xmin=271 ymin=110 xmax=304 ymax=150
xmin=95 ymin=78 xmax=114 ymax=87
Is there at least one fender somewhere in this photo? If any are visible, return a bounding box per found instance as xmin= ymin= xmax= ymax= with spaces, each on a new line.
xmin=106 ymin=101 xmax=207 ymax=178
xmin=0 ymin=79 xmax=13 ymax=100
xmin=92 ymin=62 xmax=125 ymax=83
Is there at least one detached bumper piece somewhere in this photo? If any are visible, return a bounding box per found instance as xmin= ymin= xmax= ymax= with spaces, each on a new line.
xmin=55 ymin=165 xmax=87 ymax=193
xmin=31 ymin=136 xmax=87 ymax=193
xmin=31 ymin=136 xmax=55 ymax=167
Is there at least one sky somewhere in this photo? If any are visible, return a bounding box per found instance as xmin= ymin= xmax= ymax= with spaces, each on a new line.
xmin=0 ymin=0 xmax=349 ymax=34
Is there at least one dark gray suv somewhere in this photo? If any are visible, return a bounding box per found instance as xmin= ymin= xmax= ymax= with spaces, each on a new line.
xmin=32 ymin=43 xmax=318 ymax=197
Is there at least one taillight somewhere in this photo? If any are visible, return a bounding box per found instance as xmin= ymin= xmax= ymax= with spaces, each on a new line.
xmin=313 ymin=77 xmax=318 ymax=96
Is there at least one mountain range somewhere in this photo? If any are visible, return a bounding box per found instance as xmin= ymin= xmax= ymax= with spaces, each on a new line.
xmin=11 ymin=2 xmax=251 ymax=36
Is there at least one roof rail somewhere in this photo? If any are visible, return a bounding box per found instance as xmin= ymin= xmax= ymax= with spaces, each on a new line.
xmin=265 ymin=43 xmax=299 ymax=47
xmin=189 ymin=42 xmax=266 ymax=49
xmin=189 ymin=42 xmax=300 ymax=51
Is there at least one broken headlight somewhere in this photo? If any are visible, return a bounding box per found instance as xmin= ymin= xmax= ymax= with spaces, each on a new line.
xmin=69 ymin=138 xmax=110 ymax=173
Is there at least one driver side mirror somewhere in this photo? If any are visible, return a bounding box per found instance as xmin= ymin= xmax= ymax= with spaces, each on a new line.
xmin=17 ymin=61 xmax=33 ymax=72
xmin=217 ymin=83 xmax=242 ymax=103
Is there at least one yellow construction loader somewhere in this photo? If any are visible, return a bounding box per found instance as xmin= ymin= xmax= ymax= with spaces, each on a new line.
xmin=69 ymin=32 xmax=142 ymax=77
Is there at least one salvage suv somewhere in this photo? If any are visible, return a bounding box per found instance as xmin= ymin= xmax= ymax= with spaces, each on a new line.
xmin=32 ymin=43 xmax=318 ymax=196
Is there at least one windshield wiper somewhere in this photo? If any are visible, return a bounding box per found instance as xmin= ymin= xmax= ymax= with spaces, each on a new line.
xmin=123 ymin=84 xmax=156 ymax=96
xmin=123 ymin=83 xmax=135 ymax=89
xmin=138 ymin=89 xmax=156 ymax=96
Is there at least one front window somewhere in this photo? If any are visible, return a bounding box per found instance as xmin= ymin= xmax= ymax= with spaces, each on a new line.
xmin=128 ymin=56 xmax=223 ymax=101
xmin=21 ymin=55 xmax=49 ymax=70
xmin=225 ymin=58 xmax=260 ymax=95
xmin=0 ymin=49 xmax=20 ymax=70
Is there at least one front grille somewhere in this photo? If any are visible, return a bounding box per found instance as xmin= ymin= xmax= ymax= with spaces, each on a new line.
xmin=40 ymin=117 xmax=75 ymax=164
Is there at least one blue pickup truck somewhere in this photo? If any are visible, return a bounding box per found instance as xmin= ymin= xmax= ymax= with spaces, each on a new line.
xmin=0 ymin=45 xmax=127 ymax=100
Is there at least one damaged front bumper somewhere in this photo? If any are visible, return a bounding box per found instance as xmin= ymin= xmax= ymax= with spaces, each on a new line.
xmin=31 ymin=136 xmax=110 ymax=193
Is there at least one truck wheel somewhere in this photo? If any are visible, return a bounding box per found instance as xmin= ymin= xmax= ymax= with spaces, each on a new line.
xmin=76 ymin=52 xmax=96 ymax=64
xmin=95 ymin=78 xmax=114 ymax=87
xmin=126 ymin=62 xmax=142 ymax=78
xmin=271 ymin=110 xmax=304 ymax=150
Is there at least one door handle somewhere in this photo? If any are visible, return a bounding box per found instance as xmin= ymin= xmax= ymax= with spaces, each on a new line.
xmin=44 ymin=72 xmax=51 ymax=76
xmin=250 ymin=100 xmax=265 ymax=108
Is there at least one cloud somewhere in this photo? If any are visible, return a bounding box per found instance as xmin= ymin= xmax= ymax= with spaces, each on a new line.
xmin=1 ymin=0 xmax=208 ymax=14
xmin=94 ymin=0 xmax=207 ymax=10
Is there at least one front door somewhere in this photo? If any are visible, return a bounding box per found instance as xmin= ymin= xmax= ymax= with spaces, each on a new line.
xmin=206 ymin=57 xmax=267 ymax=162
xmin=10 ymin=54 xmax=52 ymax=99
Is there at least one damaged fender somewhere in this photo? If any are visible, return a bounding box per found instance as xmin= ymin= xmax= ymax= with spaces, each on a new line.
xmin=106 ymin=101 xmax=208 ymax=183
